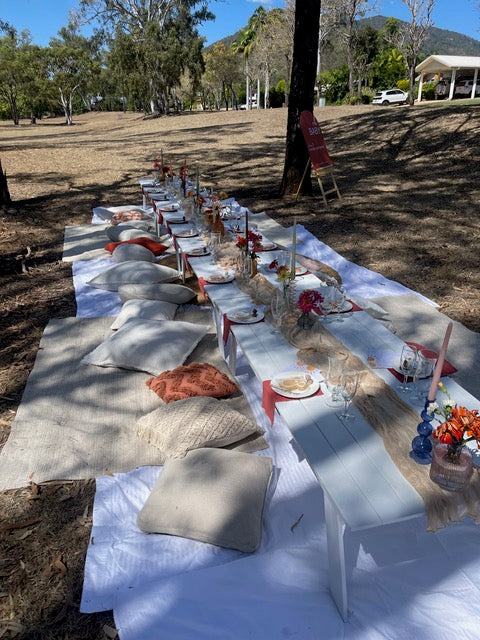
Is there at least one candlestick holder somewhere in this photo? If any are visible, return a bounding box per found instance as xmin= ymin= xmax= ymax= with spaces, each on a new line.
xmin=410 ymin=397 xmax=435 ymax=464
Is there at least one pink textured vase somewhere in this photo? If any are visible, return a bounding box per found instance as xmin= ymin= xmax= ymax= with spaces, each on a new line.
xmin=429 ymin=443 xmax=473 ymax=492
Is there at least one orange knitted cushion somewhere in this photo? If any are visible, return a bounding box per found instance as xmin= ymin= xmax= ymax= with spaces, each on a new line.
xmin=104 ymin=237 xmax=168 ymax=256
xmin=147 ymin=362 xmax=238 ymax=403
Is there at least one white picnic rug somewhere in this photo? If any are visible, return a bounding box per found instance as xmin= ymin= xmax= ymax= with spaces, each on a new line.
xmin=62 ymin=225 xmax=111 ymax=262
xmin=82 ymin=355 xmax=480 ymax=640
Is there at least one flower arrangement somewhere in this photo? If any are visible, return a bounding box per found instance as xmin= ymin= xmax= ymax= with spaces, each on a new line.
xmin=276 ymin=264 xmax=291 ymax=282
xmin=428 ymin=382 xmax=480 ymax=461
xmin=236 ymin=231 xmax=263 ymax=259
xmin=297 ymin=289 xmax=324 ymax=315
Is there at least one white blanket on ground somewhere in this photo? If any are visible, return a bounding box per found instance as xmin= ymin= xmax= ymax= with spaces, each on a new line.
xmin=295 ymin=225 xmax=437 ymax=305
xmin=73 ymin=258 xmax=123 ymax=318
xmin=82 ymin=356 xmax=480 ymax=640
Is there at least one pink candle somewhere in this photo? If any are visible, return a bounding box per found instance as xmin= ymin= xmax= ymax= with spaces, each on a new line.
xmin=427 ymin=321 xmax=453 ymax=401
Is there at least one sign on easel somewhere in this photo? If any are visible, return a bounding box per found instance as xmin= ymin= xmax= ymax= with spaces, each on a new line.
xmin=297 ymin=110 xmax=341 ymax=206
xmin=299 ymin=110 xmax=333 ymax=171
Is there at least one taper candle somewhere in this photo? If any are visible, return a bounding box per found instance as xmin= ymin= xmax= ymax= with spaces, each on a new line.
xmin=160 ymin=148 xmax=164 ymax=167
xmin=245 ymin=210 xmax=249 ymax=254
xmin=290 ymin=219 xmax=297 ymax=280
xmin=427 ymin=321 xmax=453 ymax=401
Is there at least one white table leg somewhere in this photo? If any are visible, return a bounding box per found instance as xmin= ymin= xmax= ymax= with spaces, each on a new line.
xmin=324 ymin=491 xmax=349 ymax=622
xmin=228 ymin=333 xmax=237 ymax=374
xmin=212 ymin=305 xmax=225 ymax=359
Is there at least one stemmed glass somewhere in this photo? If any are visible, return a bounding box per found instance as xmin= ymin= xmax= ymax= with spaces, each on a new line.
xmin=270 ymin=291 xmax=286 ymax=334
xmin=411 ymin=350 xmax=437 ymax=401
xmin=325 ymin=352 xmax=348 ymax=407
xmin=398 ymin=345 xmax=418 ymax=393
xmin=338 ymin=369 xmax=359 ymax=421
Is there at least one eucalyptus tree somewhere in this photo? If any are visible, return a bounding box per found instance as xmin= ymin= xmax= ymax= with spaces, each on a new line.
xmin=78 ymin=0 xmax=212 ymax=114
xmin=280 ymin=0 xmax=321 ymax=196
xmin=338 ymin=0 xmax=378 ymax=97
xmin=203 ymin=42 xmax=242 ymax=110
xmin=0 ymin=28 xmax=35 ymax=125
xmin=47 ymin=24 xmax=102 ymax=124
xmin=398 ymin=0 xmax=434 ymax=104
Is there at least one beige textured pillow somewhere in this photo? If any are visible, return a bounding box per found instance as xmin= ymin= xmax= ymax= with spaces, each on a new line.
xmin=87 ymin=261 xmax=179 ymax=292
xmin=118 ymin=283 xmax=196 ymax=304
xmin=110 ymin=299 xmax=178 ymax=330
xmin=112 ymin=243 xmax=155 ymax=263
xmin=81 ymin=318 xmax=209 ymax=375
xmin=137 ymin=447 xmax=273 ymax=552
xmin=105 ymin=225 xmax=158 ymax=242
xmin=136 ymin=396 xmax=263 ymax=459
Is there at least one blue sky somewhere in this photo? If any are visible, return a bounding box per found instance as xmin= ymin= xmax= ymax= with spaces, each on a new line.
xmin=0 ymin=0 xmax=479 ymax=46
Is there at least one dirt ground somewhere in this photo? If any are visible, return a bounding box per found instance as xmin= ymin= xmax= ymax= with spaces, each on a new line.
xmin=1 ymin=103 xmax=479 ymax=638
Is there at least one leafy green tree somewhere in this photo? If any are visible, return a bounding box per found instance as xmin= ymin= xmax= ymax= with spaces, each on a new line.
xmin=352 ymin=25 xmax=379 ymax=95
xmin=203 ymin=42 xmax=242 ymax=110
xmin=0 ymin=28 xmax=33 ymax=124
xmin=79 ymin=0 xmax=212 ymax=114
xmin=47 ymin=24 xmax=102 ymax=124
xmin=339 ymin=0 xmax=377 ymax=97
xmin=232 ymin=25 xmax=256 ymax=109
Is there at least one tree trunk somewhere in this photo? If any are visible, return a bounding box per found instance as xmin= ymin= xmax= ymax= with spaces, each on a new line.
xmin=245 ymin=58 xmax=250 ymax=110
xmin=280 ymin=0 xmax=321 ymax=196
xmin=0 ymin=159 xmax=12 ymax=211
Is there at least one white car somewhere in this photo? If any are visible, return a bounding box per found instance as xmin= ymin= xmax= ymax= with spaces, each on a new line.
xmin=454 ymin=80 xmax=480 ymax=96
xmin=372 ymin=89 xmax=408 ymax=105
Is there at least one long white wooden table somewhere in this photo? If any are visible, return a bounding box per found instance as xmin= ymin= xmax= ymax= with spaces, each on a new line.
xmin=228 ymin=314 xmax=480 ymax=621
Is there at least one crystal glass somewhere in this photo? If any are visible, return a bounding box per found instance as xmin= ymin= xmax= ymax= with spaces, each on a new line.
xmin=338 ymin=369 xmax=359 ymax=420
xmin=325 ymin=352 xmax=348 ymax=407
xmin=411 ymin=350 xmax=437 ymax=400
xmin=398 ymin=345 xmax=418 ymax=393
xmin=270 ymin=290 xmax=286 ymax=333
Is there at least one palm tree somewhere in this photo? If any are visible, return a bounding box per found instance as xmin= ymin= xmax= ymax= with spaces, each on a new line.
xmin=231 ymin=26 xmax=256 ymax=109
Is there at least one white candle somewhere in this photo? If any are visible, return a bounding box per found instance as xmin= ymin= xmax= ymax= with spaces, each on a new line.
xmin=290 ymin=219 xmax=297 ymax=280
xmin=427 ymin=321 xmax=453 ymax=401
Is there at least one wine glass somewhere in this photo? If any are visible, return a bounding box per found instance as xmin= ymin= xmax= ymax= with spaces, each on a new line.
xmin=411 ymin=350 xmax=437 ymax=401
xmin=331 ymin=285 xmax=346 ymax=322
xmin=325 ymin=352 xmax=348 ymax=407
xmin=338 ymin=369 xmax=359 ymax=421
xmin=270 ymin=291 xmax=286 ymax=333
xmin=398 ymin=345 xmax=418 ymax=393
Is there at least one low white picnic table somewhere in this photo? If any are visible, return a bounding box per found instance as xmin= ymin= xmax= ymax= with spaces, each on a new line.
xmin=227 ymin=312 xmax=480 ymax=621
xmin=162 ymin=208 xmax=480 ymax=621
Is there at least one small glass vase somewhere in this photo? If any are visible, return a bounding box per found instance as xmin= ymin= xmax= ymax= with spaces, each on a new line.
xmin=429 ymin=442 xmax=473 ymax=492
xmin=297 ymin=311 xmax=315 ymax=329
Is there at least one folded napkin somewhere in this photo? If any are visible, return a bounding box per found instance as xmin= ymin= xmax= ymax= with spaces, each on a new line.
xmin=261 ymin=379 xmax=323 ymax=425
xmin=388 ymin=341 xmax=457 ymax=382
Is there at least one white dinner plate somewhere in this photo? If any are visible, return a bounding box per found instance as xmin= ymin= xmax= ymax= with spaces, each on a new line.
xmin=294 ymin=265 xmax=308 ymax=276
xmin=168 ymin=217 xmax=187 ymax=224
xmin=270 ymin=372 xmax=320 ymax=399
xmin=187 ymin=247 xmax=209 ymax=257
xmin=159 ymin=204 xmax=180 ymax=212
xmin=259 ymin=242 xmax=276 ymax=251
xmin=176 ymin=231 xmax=198 ymax=238
xmin=205 ymin=273 xmax=234 ymax=284
xmin=226 ymin=308 xmax=264 ymax=324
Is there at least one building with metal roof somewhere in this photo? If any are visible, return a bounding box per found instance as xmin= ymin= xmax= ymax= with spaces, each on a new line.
xmin=415 ymin=55 xmax=480 ymax=101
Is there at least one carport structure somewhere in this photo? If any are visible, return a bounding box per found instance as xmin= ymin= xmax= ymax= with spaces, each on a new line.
xmin=416 ymin=55 xmax=480 ymax=101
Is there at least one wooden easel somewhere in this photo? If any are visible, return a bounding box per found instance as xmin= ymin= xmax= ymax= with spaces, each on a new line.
xmin=295 ymin=158 xmax=341 ymax=207
xmin=297 ymin=110 xmax=342 ymax=208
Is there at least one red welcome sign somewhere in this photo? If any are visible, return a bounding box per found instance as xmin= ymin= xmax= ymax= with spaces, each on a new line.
xmin=299 ymin=110 xmax=332 ymax=171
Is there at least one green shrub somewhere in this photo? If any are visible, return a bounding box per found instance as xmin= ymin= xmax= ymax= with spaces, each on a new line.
xmin=422 ymin=82 xmax=436 ymax=100
xmin=396 ymin=79 xmax=409 ymax=92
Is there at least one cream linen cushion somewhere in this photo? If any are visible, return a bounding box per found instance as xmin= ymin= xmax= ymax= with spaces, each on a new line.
xmin=118 ymin=283 xmax=196 ymax=304
xmin=81 ymin=318 xmax=209 ymax=375
xmin=136 ymin=396 xmax=262 ymax=459
xmin=87 ymin=261 xmax=179 ymax=292
xmin=112 ymin=243 xmax=155 ymax=263
xmin=105 ymin=224 xmax=158 ymax=242
xmin=136 ymin=447 xmax=273 ymax=552
xmin=110 ymin=299 xmax=178 ymax=330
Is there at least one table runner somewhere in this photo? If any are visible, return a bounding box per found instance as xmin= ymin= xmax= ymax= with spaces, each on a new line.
xmin=238 ymin=274 xmax=480 ymax=531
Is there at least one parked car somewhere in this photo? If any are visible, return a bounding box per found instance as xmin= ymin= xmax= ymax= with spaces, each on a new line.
xmin=453 ymin=79 xmax=480 ymax=97
xmin=372 ymin=89 xmax=408 ymax=105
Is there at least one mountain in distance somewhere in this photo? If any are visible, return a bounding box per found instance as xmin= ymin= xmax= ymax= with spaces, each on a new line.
xmin=208 ymin=14 xmax=480 ymax=58
xmin=359 ymin=15 xmax=480 ymax=56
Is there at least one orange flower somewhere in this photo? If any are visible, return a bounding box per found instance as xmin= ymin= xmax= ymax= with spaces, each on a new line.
xmin=433 ymin=405 xmax=480 ymax=446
